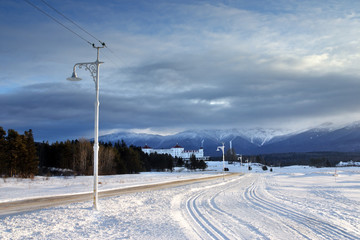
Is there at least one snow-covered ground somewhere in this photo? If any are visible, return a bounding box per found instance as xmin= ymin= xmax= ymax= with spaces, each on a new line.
xmin=0 ymin=167 xmax=223 ymax=203
xmin=1 ymin=162 xmax=359 ymax=239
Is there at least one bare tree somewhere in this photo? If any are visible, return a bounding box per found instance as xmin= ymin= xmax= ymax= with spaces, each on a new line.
xmin=75 ymin=138 xmax=92 ymax=175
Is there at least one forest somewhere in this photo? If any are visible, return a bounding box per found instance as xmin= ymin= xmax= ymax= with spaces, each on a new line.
xmin=0 ymin=127 xmax=38 ymax=178
xmin=0 ymin=127 xmax=207 ymax=178
xmin=4 ymin=126 xmax=356 ymax=178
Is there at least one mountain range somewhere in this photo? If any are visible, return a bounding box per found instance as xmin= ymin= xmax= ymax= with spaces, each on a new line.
xmin=99 ymin=122 xmax=360 ymax=156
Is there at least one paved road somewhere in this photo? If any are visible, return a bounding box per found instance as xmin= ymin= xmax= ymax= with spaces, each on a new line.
xmin=0 ymin=173 xmax=239 ymax=216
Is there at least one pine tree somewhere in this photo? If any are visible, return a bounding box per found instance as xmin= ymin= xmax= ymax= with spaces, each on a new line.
xmin=6 ymin=129 xmax=26 ymax=177
xmin=0 ymin=127 xmax=7 ymax=176
xmin=198 ymin=160 xmax=207 ymax=170
xmin=126 ymin=147 xmax=143 ymax=173
xmin=114 ymin=150 xmax=127 ymax=174
xmin=189 ymin=154 xmax=197 ymax=170
xmin=23 ymin=129 xmax=39 ymax=177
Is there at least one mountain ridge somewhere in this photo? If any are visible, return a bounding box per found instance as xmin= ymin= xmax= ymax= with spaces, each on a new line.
xmin=98 ymin=121 xmax=360 ymax=156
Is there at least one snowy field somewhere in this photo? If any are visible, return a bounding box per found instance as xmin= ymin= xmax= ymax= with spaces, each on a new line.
xmin=0 ymin=167 xmax=224 ymax=203
xmin=1 ymin=162 xmax=359 ymax=239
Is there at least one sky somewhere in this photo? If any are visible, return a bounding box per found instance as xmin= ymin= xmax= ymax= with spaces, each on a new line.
xmin=2 ymin=0 xmax=360 ymax=142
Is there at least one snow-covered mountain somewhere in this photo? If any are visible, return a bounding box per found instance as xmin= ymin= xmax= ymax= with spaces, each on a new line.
xmin=98 ymin=121 xmax=360 ymax=156
xmin=258 ymin=121 xmax=360 ymax=154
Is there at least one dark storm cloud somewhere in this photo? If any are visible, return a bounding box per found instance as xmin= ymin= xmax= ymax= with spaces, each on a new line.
xmin=2 ymin=0 xmax=360 ymax=140
xmin=100 ymin=53 xmax=360 ymax=132
xmin=0 ymin=83 xmax=95 ymax=141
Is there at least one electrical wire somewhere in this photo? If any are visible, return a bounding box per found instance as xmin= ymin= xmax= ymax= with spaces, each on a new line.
xmin=24 ymin=0 xmax=124 ymax=69
xmin=39 ymin=0 xmax=120 ymax=58
xmin=24 ymin=0 xmax=93 ymax=46
xmin=39 ymin=0 xmax=105 ymax=47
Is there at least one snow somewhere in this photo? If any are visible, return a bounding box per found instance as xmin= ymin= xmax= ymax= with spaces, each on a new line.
xmin=337 ymin=160 xmax=360 ymax=167
xmin=0 ymin=169 xmax=220 ymax=203
xmin=99 ymin=127 xmax=294 ymax=148
xmin=1 ymin=162 xmax=359 ymax=239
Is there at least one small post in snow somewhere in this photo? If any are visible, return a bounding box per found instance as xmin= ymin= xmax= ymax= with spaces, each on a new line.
xmin=217 ymin=143 xmax=225 ymax=179
xmin=238 ymin=155 xmax=242 ymax=173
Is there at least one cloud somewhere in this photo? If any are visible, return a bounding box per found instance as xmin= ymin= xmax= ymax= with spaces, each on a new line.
xmin=2 ymin=0 xmax=360 ymax=141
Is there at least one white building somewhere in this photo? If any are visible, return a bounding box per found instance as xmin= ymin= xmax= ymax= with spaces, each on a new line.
xmin=141 ymin=144 xmax=208 ymax=160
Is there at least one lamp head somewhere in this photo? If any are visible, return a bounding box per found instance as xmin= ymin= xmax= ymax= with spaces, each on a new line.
xmin=67 ymin=71 xmax=82 ymax=81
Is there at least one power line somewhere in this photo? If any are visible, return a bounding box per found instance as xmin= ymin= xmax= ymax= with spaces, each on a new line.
xmin=24 ymin=0 xmax=124 ymax=69
xmin=24 ymin=0 xmax=93 ymax=46
xmin=39 ymin=0 xmax=105 ymax=47
xmin=39 ymin=0 xmax=119 ymax=57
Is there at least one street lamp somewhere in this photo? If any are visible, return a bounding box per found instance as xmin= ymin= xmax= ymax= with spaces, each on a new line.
xmin=217 ymin=142 xmax=225 ymax=178
xmin=67 ymin=44 xmax=104 ymax=210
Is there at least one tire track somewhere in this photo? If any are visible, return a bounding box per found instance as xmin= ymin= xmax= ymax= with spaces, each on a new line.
xmin=244 ymin=181 xmax=312 ymax=239
xmin=245 ymin=175 xmax=359 ymax=239
xmin=176 ymin=172 xmax=359 ymax=240
xmin=266 ymin=177 xmax=360 ymax=237
xmin=186 ymin=192 xmax=230 ymax=240
xmin=181 ymin=174 xmax=270 ymax=240
xmin=207 ymin=177 xmax=270 ymax=239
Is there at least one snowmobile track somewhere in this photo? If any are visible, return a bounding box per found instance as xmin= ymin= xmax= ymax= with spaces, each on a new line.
xmin=244 ymin=175 xmax=359 ymax=239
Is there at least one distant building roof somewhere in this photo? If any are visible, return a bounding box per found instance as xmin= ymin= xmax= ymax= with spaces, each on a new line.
xmin=142 ymin=144 xmax=152 ymax=149
xmin=172 ymin=143 xmax=183 ymax=148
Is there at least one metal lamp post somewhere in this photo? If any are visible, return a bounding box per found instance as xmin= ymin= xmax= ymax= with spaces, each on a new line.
xmin=67 ymin=45 xmax=104 ymax=210
xmin=217 ymin=143 xmax=225 ymax=178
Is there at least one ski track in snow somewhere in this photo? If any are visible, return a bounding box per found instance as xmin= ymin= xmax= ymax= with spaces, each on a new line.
xmin=246 ymin=177 xmax=358 ymax=239
xmin=173 ymin=173 xmax=360 ymax=240
xmin=1 ymin=167 xmax=360 ymax=239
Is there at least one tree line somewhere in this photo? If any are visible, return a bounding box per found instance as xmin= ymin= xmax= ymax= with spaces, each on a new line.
xmin=210 ymin=147 xmax=356 ymax=168
xmin=37 ymin=140 xmax=177 ymax=176
xmin=1 ymin=127 xmax=208 ymax=178
xmin=0 ymin=127 xmax=38 ymax=178
xmin=37 ymin=140 xmax=207 ymax=175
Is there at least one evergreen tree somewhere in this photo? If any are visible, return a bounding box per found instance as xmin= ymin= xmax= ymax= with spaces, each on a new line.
xmin=189 ymin=154 xmax=197 ymax=170
xmin=6 ymin=129 xmax=26 ymax=177
xmin=37 ymin=141 xmax=48 ymax=168
xmin=175 ymin=157 xmax=184 ymax=167
xmin=62 ymin=140 xmax=74 ymax=170
xmin=0 ymin=127 xmax=7 ymax=176
xmin=166 ymin=154 xmax=174 ymax=172
xmin=22 ymin=129 xmax=39 ymax=177
xmin=114 ymin=150 xmax=127 ymax=174
xmin=126 ymin=147 xmax=143 ymax=173
xmin=114 ymin=141 xmax=144 ymax=174
xmin=198 ymin=160 xmax=207 ymax=170
xmin=186 ymin=154 xmax=207 ymax=171
xmin=310 ymin=158 xmax=327 ymax=168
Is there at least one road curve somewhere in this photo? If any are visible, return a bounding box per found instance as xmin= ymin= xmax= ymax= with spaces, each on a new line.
xmin=0 ymin=173 xmax=239 ymax=216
